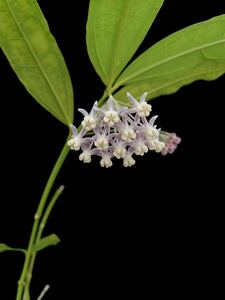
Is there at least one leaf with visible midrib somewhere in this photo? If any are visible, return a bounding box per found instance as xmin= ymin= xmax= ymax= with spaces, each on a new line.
xmin=0 ymin=0 xmax=74 ymax=125
xmin=86 ymin=0 xmax=164 ymax=88
xmin=113 ymin=15 xmax=225 ymax=104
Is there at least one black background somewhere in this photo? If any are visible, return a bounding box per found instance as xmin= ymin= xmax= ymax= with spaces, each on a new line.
xmin=0 ymin=1 xmax=224 ymax=299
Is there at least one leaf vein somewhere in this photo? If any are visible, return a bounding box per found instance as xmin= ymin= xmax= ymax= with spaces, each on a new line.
xmin=118 ymin=38 xmax=225 ymax=85
xmin=4 ymin=0 xmax=69 ymax=123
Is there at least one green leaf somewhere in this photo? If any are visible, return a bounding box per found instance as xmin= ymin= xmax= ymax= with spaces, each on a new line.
xmin=113 ymin=15 xmax=225 ymax=104
xmin=0 ymin=0 xmax=74 ymax=125
xmin=32 ymin=234 xmax=60 ymax=252
xmin=0 ymin=243 xmax=26 ymax=254
xmin=86 ymin=0 xmax=164 ymax=88
xmin=0 ymin=243 xmax=12 ymax=252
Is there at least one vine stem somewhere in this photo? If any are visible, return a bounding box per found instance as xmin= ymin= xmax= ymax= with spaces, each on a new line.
xmin=16 ymin=91 xmax=109 ymax=300
xmin=16 ymin=136 xmax=70 ymax=300
xmin=24 ymin=185 xmax=65 ymax=298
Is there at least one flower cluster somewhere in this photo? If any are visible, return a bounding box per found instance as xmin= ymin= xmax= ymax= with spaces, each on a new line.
xmin=67 ymin=92 xmax=181 ymax=167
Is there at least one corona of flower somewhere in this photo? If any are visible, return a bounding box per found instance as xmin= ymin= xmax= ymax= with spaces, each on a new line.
xmin=67 ymin=92 xmax=181 ymax=167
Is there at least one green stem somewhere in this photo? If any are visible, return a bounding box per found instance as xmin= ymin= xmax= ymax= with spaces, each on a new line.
xmin=24 ymin=185 xmax=65 ymax=297
xmin=37 ymin=185 xmax=65 ymax=241
xmin=98 ymin=89 xmax=110 ymax=107
xmin=8 ymin=248 xmax=27 ymax=254
xmin=16 ymin=137 xmax=70 ymax=300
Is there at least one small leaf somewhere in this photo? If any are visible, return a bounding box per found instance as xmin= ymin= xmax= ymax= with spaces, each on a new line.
xmin=113 ymin=15 xmax=225 ymax=103
xmin=0 ymin=243 xmax=26 ymax=254
xmin=0 ymin=0 xmax=74 ymax=125
xmin=86 ymin=0 xmax=164 ymax=88
xmin=32 ymin=234 xmax=60 ymax=252
xmin=0 ymin=243 xmax=12 ymax=252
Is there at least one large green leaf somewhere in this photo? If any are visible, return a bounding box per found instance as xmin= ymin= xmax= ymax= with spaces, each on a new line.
xmin=0 ymin=0 xmax=74 ymax=125
xmin=113 ymin=15 xmax=225 ymax=104
xmin=86 ymin=0 xmax=164 ymax=88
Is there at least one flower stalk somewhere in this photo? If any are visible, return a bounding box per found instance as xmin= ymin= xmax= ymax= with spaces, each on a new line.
xmin=16 ymin=137 xmax=70 ymax=300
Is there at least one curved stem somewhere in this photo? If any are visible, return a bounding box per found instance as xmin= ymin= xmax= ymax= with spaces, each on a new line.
xmin=16 ymin=137 xmax=70 ymax=300
xmin=1 ymin=248 xmax=26 ymax=255
xmin=37 ymin=185 xmax=65 ymax=241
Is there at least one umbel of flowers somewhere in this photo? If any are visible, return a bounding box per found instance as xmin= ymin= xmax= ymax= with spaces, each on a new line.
xmin=68 ymin=92 xmax=181 ymax=167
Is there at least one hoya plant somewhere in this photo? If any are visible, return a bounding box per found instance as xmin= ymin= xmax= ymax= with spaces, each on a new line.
xmin=0 ymin=0 xmax=224 ymax=299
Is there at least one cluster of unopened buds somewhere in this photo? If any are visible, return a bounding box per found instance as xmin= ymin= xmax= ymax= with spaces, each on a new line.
xmin=67 ymin=92 xmax=181 ymax=167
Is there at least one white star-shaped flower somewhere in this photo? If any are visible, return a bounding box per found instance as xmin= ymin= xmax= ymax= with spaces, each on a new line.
xmin=78 ymin=101 xmax=99 ymax=131
xmin=127 ymin=92 xmax=152 ymax=117
xmin=67 ymin=125 xmax=86 ymax=151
